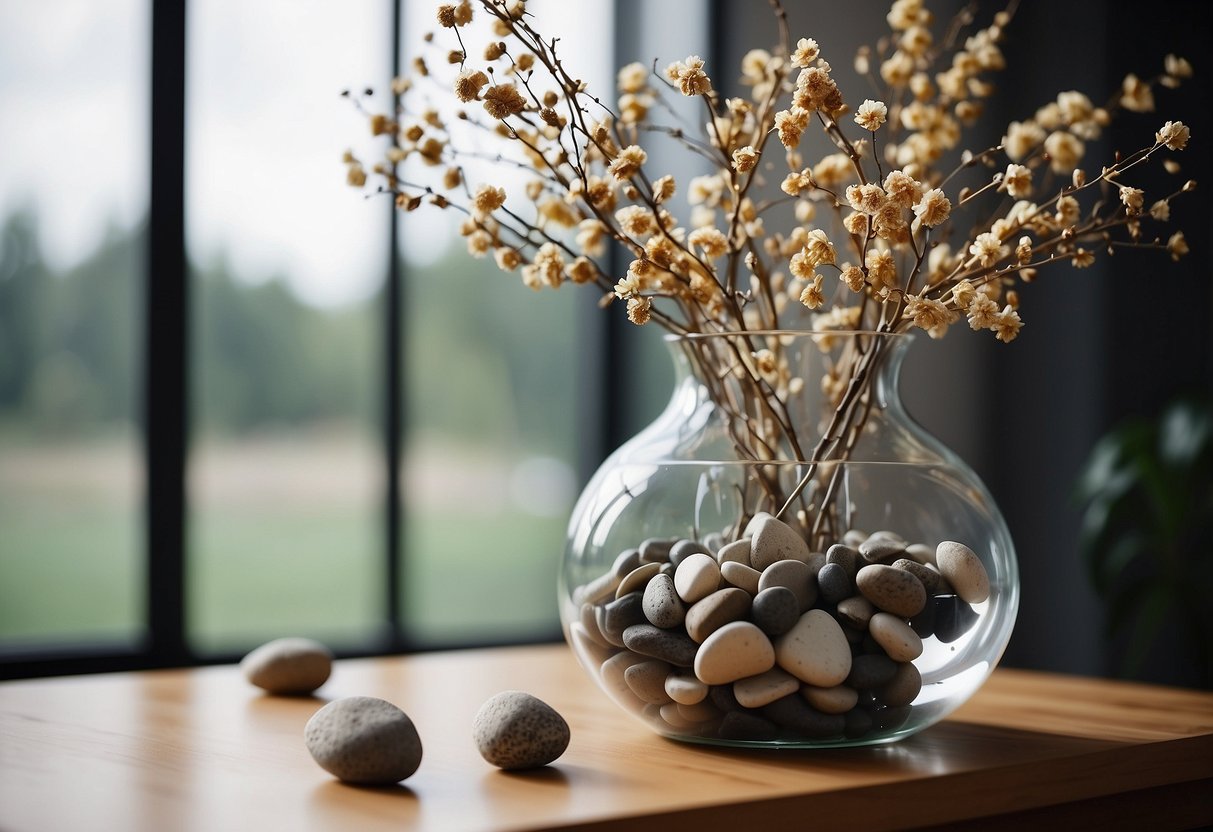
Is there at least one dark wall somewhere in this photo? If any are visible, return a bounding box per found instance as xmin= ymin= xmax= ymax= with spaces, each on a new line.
xmin=713 ymin=0 xmax=1213 ymax=685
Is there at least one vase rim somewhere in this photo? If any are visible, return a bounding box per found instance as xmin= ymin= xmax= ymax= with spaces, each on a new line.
xmin=664 ymin=328 xmax=912 ymax=342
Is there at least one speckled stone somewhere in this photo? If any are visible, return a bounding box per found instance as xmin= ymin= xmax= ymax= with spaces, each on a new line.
xmin=817 ymin=562 xmax=852 ymax=605
xmin=624 ymin=660 xmax=674 ymax=705
xmin=758 ymin=559 xmax=817 ymax=611
xmin=674 ymin=553 xmax=722 ymax=604
xmin=622 ymin=623 xmax=699 ymax=667
xmin=304 ymin=696 xmax=422 ymax=784
xmin=905 ymin=542 xmax=937 ymax=566
xmin=241 ymin=637 xmax=333 ymax=695
xmin=733 ymin=668 xmax=799 ymax=709
xmin=715 ymin=537 xmax=752 ymax=566
xmin=670 ymin=539 xmax=711 ymax=568
xmin=472 ymin=691 xmax=570 ymax=770
xmin=825 ymin=544 xmax=861 ymax=581
xmin=747 ymin=513 xmax=811 ymax=571
xmin=892 ymin=558 xmax=947 ymax=596
xmin=836 ymin=595 xmax=876 ymax=630
xmin=642 ymin=572 xmax=687 ymax=629
xmin=856 ymin=564 xmax=927 ymax=618
xmin=869 ymin=612 xmax=923 ymax=662
xmin=694 ymin=621 xmax=775 ymax=685
xmin=664 ymin=672 xmax=709 ymax=705
xmin=859 ymin=534 xmax=906 ymax=563
xmin=774 ymin=609 xmax=852 ymax=687
xmin=936 ymin=541 xmax=990 ymax=604
xmin=750 ymin=586 xmax=800 ymax=637
xmin=685 ymin=587 xmax=752 ymax=643
xmin=612 ymin=548 xmax=642 ymax=577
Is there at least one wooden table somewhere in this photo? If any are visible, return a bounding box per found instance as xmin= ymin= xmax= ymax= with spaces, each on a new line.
xmin=2 ymin=645 xmax=1211 ymax=831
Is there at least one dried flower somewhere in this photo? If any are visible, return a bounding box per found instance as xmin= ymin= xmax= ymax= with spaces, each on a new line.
xmin=472 ymin=184 xmax=506 ymax=219
xmin=732 ymin=146 xmax=760 ymax=173
xmin=855 ymin=99 xmax=888 ymax=131
xmin=791 ymin=37 xmax=821 ymax=68
xmin=1168 ymin=231 xmax=1189 ymax=261
xmin=913 ymin=188 xmax=951 ymax=227
xmin=626 ymin=295 xmax=652 ymax=325
xmin=1156 ymin=120 xmax=1190 ymax=151
xmin=799 ymin=273 xmax=826 ymax=309
xmin=482 ymin=84 xmax=527 ymax=118
xmin=673 ymin=55 xmax=712 ymax=96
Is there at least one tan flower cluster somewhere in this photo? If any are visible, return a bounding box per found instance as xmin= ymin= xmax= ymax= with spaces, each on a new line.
xmin=343 ymin=0 xmax=1195 ymax=389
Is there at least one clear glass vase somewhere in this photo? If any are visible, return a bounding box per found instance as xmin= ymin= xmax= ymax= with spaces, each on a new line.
xmin=559 ymin=331 xmax=1019 ymax=747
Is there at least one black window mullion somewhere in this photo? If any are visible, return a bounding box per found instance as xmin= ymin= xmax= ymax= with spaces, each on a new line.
xmin=146 ymin=0 xmax=189 ymax=667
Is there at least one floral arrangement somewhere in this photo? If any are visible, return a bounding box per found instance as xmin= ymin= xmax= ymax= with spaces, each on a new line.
xmin=344 ymin=0 xmax=1194 ymax=544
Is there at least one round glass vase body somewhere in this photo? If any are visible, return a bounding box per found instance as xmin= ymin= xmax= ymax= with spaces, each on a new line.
xmin=559 ymin=331 xmax=1018 ymax=748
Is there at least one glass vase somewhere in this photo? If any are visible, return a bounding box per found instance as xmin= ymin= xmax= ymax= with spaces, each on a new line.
xmin=559 ymin=331 xmax=1019 ymax=747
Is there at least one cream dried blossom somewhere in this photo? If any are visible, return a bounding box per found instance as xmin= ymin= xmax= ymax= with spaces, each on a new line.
xmin=626 ymin=295 xmax=652 ymax=325
xmin=775 ymin=108 xmax=811 ymax=149
xmin=617 ymin=61 xmax=648 ymax=93
xmin=1055 ymin=195 xmax=1081 ymax=226
xmin=482 ymin=83 xmax=527 ymax=118
xmin=688 ymin=227 xmax=729 ymax=259
xmin=609 ymin=145 xmax=647 ymax=180
xmin=839 ymin=263 xmax=866 ymax=292
xmin=525 ymin=242 xmax=564 ymax=289
xmin=883 ymin=169 xmax=922 ymax=208
xmin=1119 ymin=186 xmax=1144 ymax=215
xmin=865 ymin=248 xmax=897 ymax=293
xmin=1165 ymin=54 xmax=1194 ymax=79
xmin=1120 ymin=74 xmax=1155 ymax=113
xmin=969 ymin=232 xmax=1004 ymax=267
xmin=913 ymin=188 xmax=951 ymax=227
xmin=1003 ymin=120 xmax=1046 ymax=162
xmin=1150 ymin=200 xmax=1171 ymax=222
xmin=951 ymin=279 xmax=976 ymax=308
xmin=454 ymin=69 xmax=490 ymax=102
xmin=846 ymin=183 xmax=887 ymax=214
xmin=1157 ymin=120 xmax=1190 ymax=151
xmin=1001 ymin=164 xmax=1033 ymax=198
xmin=799 ymin=273 xmax=826 ymax=309
xmin=494 ymin=247 xmax=521 ymax=272
xmin=615 ymin=205 xmax=655 ymax=237
xmin=1168 ymin=231 xmax=1189 ymax=261
xmin=472 ymin=184 xmax=506 ymax=219
xmin=904 ymin=295 xmax=951 ymax=332
xmin=673 ymin=55 xmax=712 ymax=96
xmin=803 ymin=229 xmax=837 ymax=266
xmin=855 ymin=99 xmax=889 ymax=131
xmin=732 ymin=146 xmax=760 ymax=173
xmin=991 ymin=306 xmax=1022 ymax=343
xmin=966 ymin=293 xmax=999 ymax=330
xmin=791 ymin=37 xmax=821 ymax=68
xmin=565 ymin=256 xmax=596 ymax=285
xmin=1043 ymin=131 xmax=1084 ymax=173
xmin=1071 ymin=248 xmax=1095 ymax=268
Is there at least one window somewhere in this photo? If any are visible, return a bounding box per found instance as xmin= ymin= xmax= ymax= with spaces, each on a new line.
xmin=0 ymin=0 xmax=623 ymax=677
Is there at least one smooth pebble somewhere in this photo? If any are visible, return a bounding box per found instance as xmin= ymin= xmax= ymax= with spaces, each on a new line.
xmin=241 ymin=637 xmax=332 ymax=695
xmin=616 ymin=562 xmax=661 ymax=599
xmin=892 ymin=558 xmax=947 ymax=596
xmin=622 ymin=624 xmax=698 ymax=667
xmin=733 ymin=668 xmax=799 ymax=709
xmin=758 ymin=559 xmax=817 ymax=611
xmin=685 ymin=587 xmax=752 ymax=643
xmin=748 ymin=513 xmax=811 ymax=571
xmin=836 ymin=595 xmax=876 ymax=630
xmin=869 ymin=612 xmax=923 ymax=662
xmin=642 ymin=572 xmax=687 ymax=629
xmin=304 ymin=696 xmax=422 ymax=784
xmin=720 ymin=561 xmax=762 ymax=595
xmin=624 ymin=660 xmax=673 ymax=705
xmin=664 ymin=672 xmax=709 ymax=705
xmin=880 ymin=662 xmax=922 ymax=707
xmin=935 ymin=541 xmax=990 ymax=604
xmin=817 ymin=562 xmax=852 ymax=605
xmin=856 ymin=564 xmax=927 ymax=618
xmin=715 ymin=537 xmax=752 ymax=566
xmin=802 ymin=684 xmax=859 ymax=715
xmin=750 ymin=586 xmax=800 ymax=636
xmin=472 ymin=691 xmax=570 ymax=770
xmin=694 ymin=621 xmax=776 ymax=686
xmin=674 ymin=553 xmax=721 ymax=604
xmin=774 ymin=609 xmax=852 ymax=687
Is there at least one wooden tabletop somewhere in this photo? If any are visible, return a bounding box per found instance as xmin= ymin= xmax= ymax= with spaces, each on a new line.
xmin=1 ymin=644 xmax=1211 ymax=832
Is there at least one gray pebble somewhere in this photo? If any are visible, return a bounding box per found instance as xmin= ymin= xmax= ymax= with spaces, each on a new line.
xmin=909 ymin=600 xmax=936 ymax=639
xmin=599 ymin=591 xmax=646 ymax=647
xmin=874 ymin=704 xmax=912 ymax=731
xmin=642 ymin=572 xmax=687 ymax=629
xmin=836 ymin=595 xmax=875 ymax=630
xmin=856 ymin=564 xmax=927 ymax=618
xmin=750 ymin=586 xmax=800 ymax=636
xmin=758 ymin=559 xmax=817 ymax=611
xmin=846 ymin=654 xmax=899 ymax=689
xmin=622 ymin=624 xmax=699 ymax=667
xmin=718 ymin=711 xmax=779 ymax=741
xmin=639 ymin=538 xmax=675 ymax=564
xmin=685 ymin=587 xmax=752 ymax=643
xmin=709 ymin=684 xmax=748 ymax=713
xmin=702 ymin=532 xmax=725 ymax=554
xmin=892 ymin=558 xmax=947 ymax=596
xmin=826 ymin=544 xmax=861 ymax=581
xmin=880 ymin=662 xmax=922 ymax=707
xmin=763 ymin=695 xmax=845 ymax=738
xmin=472 ymin=691 xmax=570 ymax=770
xmin=624 ymin=660 xmax=673 ymax=705
xmin=241 ymin=637 xmax=332 ymax=695
xmin=670 ymin=539 xmax=710 ymax=567
xmin=304 ymin=696 xmax=422 ymax=784
xmin=859 ymin=535 xmax=906 ymax=563
xmin=611 ymin=548 xmax=641 ymax=578
xmin=934 ymin=595 xmax=979 ymax=643
xmin=817 ymin=562 xmax=852 ymax=605
xmin=842 ymin=529 xmax=868 ymax=548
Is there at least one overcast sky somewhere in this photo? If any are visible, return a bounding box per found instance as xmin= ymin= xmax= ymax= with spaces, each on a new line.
xmin=0 ymin=0 xmax=613 ymax=308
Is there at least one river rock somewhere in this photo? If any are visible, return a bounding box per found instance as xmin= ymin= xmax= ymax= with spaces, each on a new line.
xmin=844 ymin=707 xmax=873 ymax=738
xmin=720 ymin=561 xmax=762 ymax=594
xmin=758 ymin=559 xmax=817 ymax=611
xmin=577 ymin=603 xmax=614 ymax=649
xmin=617 ymin=562 xmax=661 ymax=599
xmin=685 ymin=587 xmax=752 ymax=643
xmin=304 ymin=696 xmax=422 ymax=784
xmin=715 ymin=537 xmax=752 ymax=566
xmin=826 ymin=544 xmax=861 ymax=581
xmin=670 ymin=539 xmax=710 ymax=567
xmin=733 ymin=668 xmax=799 ymax=709
xmin=694 ymin=621 xmax=776 ymax=685
xmin=836 ymin=595 xmax=875 ymax=630
xmin=674 ymin=553 xmax=722 ymax=604
xmin=846 ymin=654 xmax=899 ymax=690
xmin=856 ymin=564 xmax=927 ymax=618
xmin=642 ymin=572 xmax=687 ymax=629
xmin=880 ymin=661 xmax=922 ymax=707
xmin=472 ymin=691 xmax=570 ymax=770
xmin=892 ymin=558 xmax=947 ymax=596
xmin=905 ymin=542 xmax=936 ymax=566
xmin=622 ymin=624 xmax=698 ymax=667
xmin=842 ymin=529 xmax=868 ymax=548
xmin=600 ymin=651 xmax=647 ymax=710
xmin=869 ymin=612 xmax=923 ymax=662
xmin=241 ymin=637 xmax=333 ymax=695
xmin=639 ymin=538 xmax=674 ymax=564
xmin=750 ymin=586 xmax=800 ymax=636
xmin=859 ymin=534 xmax=905 ymax=563
xmin=934 ymin=595 xmax=980 ymax=643
xmin=936 ymin=541 xmax=990 ymax=604
xmin=817 ymin=562 xmax=852 ymax=605
xmin=763 ymin=695 xmax=845 ymax=738
xmin=612 ymin=548 xmax=641 ymax=577
xmin=774 ymin=609 xmax=852 ymax=687
xmin=718 ymin=711 xmax=779 ymax=741
xmin=802 ymin=684 xmax=859 ymax=715
xmin=664 ymin=672 xmax=709 ymax=705
xmin=624 ymin=660 xmax=673 ymax=704
xmin=599 ymin=591 xmax=646 ymax=647
xmin=748 ymin=513 xmax=811 ymax=570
